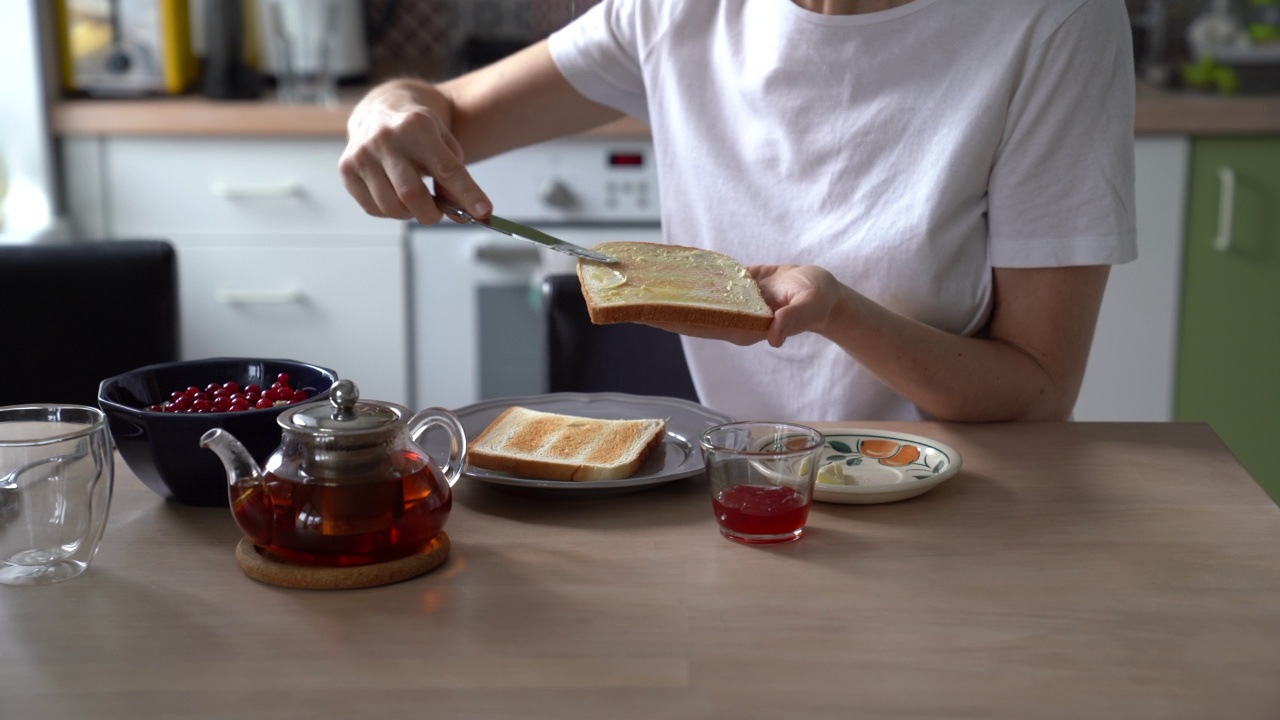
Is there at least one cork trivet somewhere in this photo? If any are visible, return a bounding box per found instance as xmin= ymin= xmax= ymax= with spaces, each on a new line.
xmin=234 ymin=533 xmax=450 ymax=590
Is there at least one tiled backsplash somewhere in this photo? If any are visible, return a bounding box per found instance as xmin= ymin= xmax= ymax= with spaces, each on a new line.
xmin=367 ymin=0 xmax=600 ymax=81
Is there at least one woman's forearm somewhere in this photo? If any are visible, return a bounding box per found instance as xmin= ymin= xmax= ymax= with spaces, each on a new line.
xmin=814 ymin=266 xmax=1109 ymax=422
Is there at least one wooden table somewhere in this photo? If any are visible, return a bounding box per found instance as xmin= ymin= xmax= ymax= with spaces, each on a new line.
xmin=4 ymin=421 xmax=1279 ymax=719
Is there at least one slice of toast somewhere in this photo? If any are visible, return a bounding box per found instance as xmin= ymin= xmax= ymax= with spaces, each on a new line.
xmin=577 ymin=241 xmax=773 ymax=331
xmin=467 ymin=406 xmax=667 ymax=482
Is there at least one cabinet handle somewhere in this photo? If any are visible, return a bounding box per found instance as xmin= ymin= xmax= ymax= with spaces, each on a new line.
xmin=215 ymin=288 xmax=305 ymax=305
xmin=1213 ymin=166 xmax=1236 ymax=253
xmin=474 ymin=240 xmax=541 ymax=263
xmin=210 ymin=180 xmax=303 ymax=199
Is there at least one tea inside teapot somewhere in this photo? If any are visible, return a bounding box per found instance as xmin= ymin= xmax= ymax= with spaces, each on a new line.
xmin=238 ymin=457 xmax=449 ymax=567
xmin=202 ymin=379 xmax=467 ymax=567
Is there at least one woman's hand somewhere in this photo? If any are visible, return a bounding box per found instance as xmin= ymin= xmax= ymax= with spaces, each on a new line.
xmin=338 ymin=42 xmax=624 ymax=228
xmin=644 ymin=264 xmax=846 ymax=347
xmin=339 ymin=79 xmax=492 ymax=227
xmin=751 ymin=264 xmax=845 ymax=347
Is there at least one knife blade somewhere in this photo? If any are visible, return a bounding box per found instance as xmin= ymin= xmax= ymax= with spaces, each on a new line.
xmin=434 ymin=199 xmax=619 ymax=264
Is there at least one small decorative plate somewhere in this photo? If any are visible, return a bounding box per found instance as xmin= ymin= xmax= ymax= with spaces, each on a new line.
xmin=812 ymin=428 xmax=962 ymax=505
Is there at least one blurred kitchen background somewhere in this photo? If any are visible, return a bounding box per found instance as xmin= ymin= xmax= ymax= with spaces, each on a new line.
xmin=1 ymin=0 xmax=1277 ymax=501
xmin=3 ymin=0 xmax=605 ymax=240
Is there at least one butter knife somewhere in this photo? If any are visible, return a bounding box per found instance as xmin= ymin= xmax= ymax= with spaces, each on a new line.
xmin=434 ymin=199 xmax=619 ymax=264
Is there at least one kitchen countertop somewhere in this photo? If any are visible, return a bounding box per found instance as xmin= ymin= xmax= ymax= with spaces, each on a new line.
xmin=49 ymin=87 xmax=652 ymax=139
xmin=1134 ymin=82 xmax=1280 ymax=134
xmin=49 ymin=83 xmax=1280 ymax=137
xmin=4 ymin=420 xmax=1280 ymax=719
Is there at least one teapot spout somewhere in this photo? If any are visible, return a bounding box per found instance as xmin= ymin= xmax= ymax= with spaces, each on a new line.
xmin=200 ymin=428 xmax=274 ymax=547
xmin=200 ymin=428 xmax=264 ymax=490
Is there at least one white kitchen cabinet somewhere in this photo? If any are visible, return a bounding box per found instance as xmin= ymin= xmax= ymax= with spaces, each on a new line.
xmin=169 ymin=233 xmax=407 ymax=404
xmin=102 ymin=137 xmax=394 ymax=237
xmin=60 ymin=136 xmax=411 ymax=406
xmin=1073 ymin=135 xmax=1190 ymax=421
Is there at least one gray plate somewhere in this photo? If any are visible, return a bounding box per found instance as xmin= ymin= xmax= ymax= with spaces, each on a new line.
xmin=453 ymin=392 xmax=733 ymax=496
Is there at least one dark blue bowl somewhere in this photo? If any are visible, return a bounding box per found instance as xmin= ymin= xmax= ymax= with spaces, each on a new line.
xmin=98 ymin=357 xmax=338 ymax=507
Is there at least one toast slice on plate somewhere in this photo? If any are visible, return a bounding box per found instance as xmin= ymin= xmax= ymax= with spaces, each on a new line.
xmin=468 ymin=406 xmax=667 ymax=482
xmin=577 ymin=241 xmax=773 ymax=332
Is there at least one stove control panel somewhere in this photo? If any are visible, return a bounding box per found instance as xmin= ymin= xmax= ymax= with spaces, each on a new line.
xmin=466 ymin=138 xmax=660 ymax=223
xmin=538 ymin=179 xmax=577 ymax=210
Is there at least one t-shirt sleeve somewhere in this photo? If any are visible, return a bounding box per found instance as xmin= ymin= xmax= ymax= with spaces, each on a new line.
xmin=987 ymin=0 xmax=1138 ymax=268
xmin=547 ymin=0 xmax=650 ymax=124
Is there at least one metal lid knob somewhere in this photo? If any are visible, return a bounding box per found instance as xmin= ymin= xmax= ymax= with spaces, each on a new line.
xmin=281 ymin=379 xmax=404 ymax=434
xmin=330 ymin=379 xmax=358 ymax=422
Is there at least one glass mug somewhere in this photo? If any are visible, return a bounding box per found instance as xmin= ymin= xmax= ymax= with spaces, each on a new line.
xmin=700 ymin=421 xmax=824 ymax=544
xmin=0 ymin=405 xmax=114 ymax=585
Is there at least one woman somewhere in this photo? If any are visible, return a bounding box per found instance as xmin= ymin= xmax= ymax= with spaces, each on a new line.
xmin=340 ymin=0 xmax=1137 ymax=422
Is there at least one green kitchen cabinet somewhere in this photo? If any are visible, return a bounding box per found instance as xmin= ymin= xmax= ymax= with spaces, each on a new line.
xmin=1176 ymin=137 xmax=1280 ymax=504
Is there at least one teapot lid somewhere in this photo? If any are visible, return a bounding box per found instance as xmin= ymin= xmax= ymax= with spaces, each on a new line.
xmin=278 ymin=379 xmax=404 ymax=435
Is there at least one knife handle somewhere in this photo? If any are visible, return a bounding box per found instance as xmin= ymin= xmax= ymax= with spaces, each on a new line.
xmin=434 ymin=198 xmax=474 ymax=223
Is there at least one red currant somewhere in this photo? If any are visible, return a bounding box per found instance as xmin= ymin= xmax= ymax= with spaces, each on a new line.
xmin=146 ymin=375 xmax=314 ymax=413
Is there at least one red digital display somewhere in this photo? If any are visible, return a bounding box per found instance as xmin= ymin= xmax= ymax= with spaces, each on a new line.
xmin=609 ymin=152 xmax=645 ymax=167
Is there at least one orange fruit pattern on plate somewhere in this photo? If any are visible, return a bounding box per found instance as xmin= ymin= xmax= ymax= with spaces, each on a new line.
xmin=858 ymin=439 xmax=899 ymax=458
xmin=879 ymin=444 xmax=922 ymax=467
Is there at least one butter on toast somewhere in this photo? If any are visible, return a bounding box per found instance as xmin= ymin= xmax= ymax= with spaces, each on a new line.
xmin=467 ymin=406 xmax=667 ymax=482
xmin=577 ymin=242 xmax=773 ymax=332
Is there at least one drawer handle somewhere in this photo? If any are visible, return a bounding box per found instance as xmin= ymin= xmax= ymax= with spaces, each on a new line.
xmin=1213 ymin=166 xmax=1235 ymax=253
xmin=211 ymin=180 xmax=304 ymax=200
xmin=215 ymin=288 xmax=305 ymax=305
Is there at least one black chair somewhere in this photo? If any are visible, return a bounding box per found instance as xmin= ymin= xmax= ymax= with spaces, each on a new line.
xmin=0 ymin=240 xmax=179 ymax=408
xmin=542 ymin=273 xmax=699 ymax=403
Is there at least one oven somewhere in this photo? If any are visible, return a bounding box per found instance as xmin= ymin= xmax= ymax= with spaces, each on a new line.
xmin=408 ymin=137 xmax=661 ymax=411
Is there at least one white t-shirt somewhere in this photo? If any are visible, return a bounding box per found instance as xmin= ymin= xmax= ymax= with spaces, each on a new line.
xmin=548 ymin=0 xmax=1137 ymax=421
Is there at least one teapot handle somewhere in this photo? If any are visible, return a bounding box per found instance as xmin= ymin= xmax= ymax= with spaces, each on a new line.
xmin=408 ymin=407 xmax=468 ymax=487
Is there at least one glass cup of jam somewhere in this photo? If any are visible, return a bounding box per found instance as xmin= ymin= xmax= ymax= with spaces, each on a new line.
xmin=700 ymin=421 xmax=824 ymax=545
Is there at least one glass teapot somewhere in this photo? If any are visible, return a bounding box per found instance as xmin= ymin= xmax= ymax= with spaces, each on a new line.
xmin=200 ymin=379 xmax=466 ymax=567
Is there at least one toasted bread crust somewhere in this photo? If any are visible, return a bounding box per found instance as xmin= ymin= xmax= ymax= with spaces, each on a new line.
xmin=583 ymin=301 xmax=774 ymax=332
xmin=468 ymin=406 xmax=667 ymax=482
xmin=577 ymin=242 xmax=773 ymax=331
